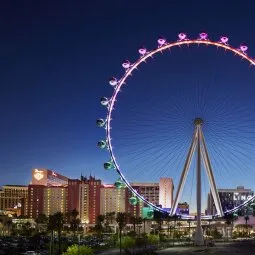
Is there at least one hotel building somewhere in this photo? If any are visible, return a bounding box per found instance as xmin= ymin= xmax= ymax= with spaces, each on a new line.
xmin=100 ymin=184 xmax=127 ymax=216
xmin=207 ymin=186 xmax=254 ymax=216
xmin=0 ymin=185 xmax=28 ymax=211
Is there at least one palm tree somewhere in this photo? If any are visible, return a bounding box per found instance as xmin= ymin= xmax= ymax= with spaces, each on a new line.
xmin=94 ymin=214 xmax=105 ymax=236
xmin=165 ymin=215 xmax=171 ymax=238
xmin=48 ymin=212 xmax=64 ymax=255
xmin=48 ymin=215 xmax=55 ymax=255
xmin=224 ymin=213 xmax=237 ymax=239
xmin=105 ymin=212 xmax=115 ymax=233
xmin=187 ymin=219 xmax=192 ymax=240
xmin=130 ymin=216 xmax=137 ymax=234
xmin=21 ymin=221 xmax=33 ymax=237
xmin=136 ymin=217 xmax=143 ymax=237
xmin=35 ymin=214 xmax=48 ymax=233
xmin=6 ymin=220 xmax=12 ymax=236
xmin=0 ymin=219 xmax=3 ymax=236
xmin=106 ymin=212 xmax=116 ymax=224
xmin=172 ymin=214 xmax=179 ymax=245
xmin=244 ymin=215 xmax=250 ymax=237
xmin=68 ymin=209 xmax=80 ymax=238
xmin=207 ymin=219 xmax=212 ymax=237
xmin=176 ymin=222 xmax=182 ymax=239
xmin=116 ymin=212 xmax=128 ymax=255
xmin=143 ymin=218 xmax=147 ymax=235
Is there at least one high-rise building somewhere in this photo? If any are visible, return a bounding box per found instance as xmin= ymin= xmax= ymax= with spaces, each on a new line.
xmin=67 ymin=176 xmax=102 ymax=224
xmin=127 ymin=182 xmax=160 ymax=218
xmin=79 ymin=182 xmax=90 ymax=224
xmin=100 ymin=184 xmax=126 ymax=216
xmin=43 ymin=186 xmax=68 ymax=216
xmin=0 ymin=185 xmax=28 ymax=211
xmin=159 ymin=178 xmax=174 ymax=209
xmin=27 ymin=184 xmax=68 ymax=218
xmin=26 ymin=169 xmax=69 ymax=218
xmin=32 ymin=168 xmax=68 ymax=187
xmin=67 ymin=179 xmax=80 ymax=214
xmin=27 ymin=185 xmax=44 ymax=218
xmin=207 ymin=186 xmax=254 ymax=215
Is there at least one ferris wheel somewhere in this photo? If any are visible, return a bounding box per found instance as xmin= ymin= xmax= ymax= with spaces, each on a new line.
xmin=97 ymin=32 xmax=255 ymax=244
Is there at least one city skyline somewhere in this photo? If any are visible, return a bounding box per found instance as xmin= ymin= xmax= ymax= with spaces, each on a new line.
xmin=1 ymin=166 xmax=253 ymax=214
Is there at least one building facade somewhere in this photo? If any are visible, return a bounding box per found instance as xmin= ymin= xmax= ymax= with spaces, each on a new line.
xmin=127 ymin=182 xmax=160 ymax=218
xmin=79 ymin=182 xmax=90 ymax=224
xmin=159 ymin=178 xmax=174 ymax=209
xmin=67 ymin=176 xmax=102 ymax=224
xmin=27 ymin=185 xmax=45 ymax=219
xmin=100 ymin=185 xmax=126 ymax=216
xmin=43 ymin=186 xmax=68 ymax=216
xmin=32 ymin=168 xmax=68 ymax=187
xmin=0 ymin=185 xmax=28 ymax=211
xmin=207 ymin=186 xmax=254 ymax=216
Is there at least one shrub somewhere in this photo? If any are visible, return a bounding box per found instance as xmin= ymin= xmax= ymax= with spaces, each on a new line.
xmin=62 ymin=244 xmax=93 ymax=255
xmin=148 ymin=234 xmax=159 ymax=244
xmin=117 ymin=236 xmax=136 ymax=249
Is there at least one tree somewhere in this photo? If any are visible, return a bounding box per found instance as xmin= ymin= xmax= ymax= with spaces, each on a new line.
xmin=62 ymin=244 xmax=94 ymax=255
xmin=136 ymin=217 xmax=143 ymax=237
xmin=35 ymin=214 xmax=48 ymax=233
xmin=0 ymin=219 xmax=3 ymax=236
xmin=22 ymin=221 xmax=33 ymax=237
xmin=224 ymin=214 xmax=237 ymax=239
xmin=187 ymin=219 xmax=192 ymax=239
xmin=129 ymin=216 xmax=142 ymax=235
xmin=116 ymin=212 xmax=128 ymax=255
xmin=211 ymin=228 xmax=222 ymax=239
xmin=48 ymin=212 xmax=64 ymax=255
xmin=117 ymin=236 xmax=135 ymax=250
xmin=130 ymin=216 xmax=137 ymax=233
xmin=165 ymin=215 xmax=172 ymax=238
xmin=171 ymin=214 xmax=179 ymax=245
xmin=67 ymin=209 xmax=80 ymax=238
xmin=94 ymin=214 xmax=105 ymax=236
xmin=6 ymin=220 xmax=12 ymax=236
xmin=105 ymin=212 xmax=115 ymax=224
xmin=153 ymin=211 xmax=164 ymax=234
xmin=244 ymin=215 xmax=250 ymax=237
xmin=148 ymin=234 xmax=159 ymax=245
xmin=176 ymin=222 xmax=182 ymax=239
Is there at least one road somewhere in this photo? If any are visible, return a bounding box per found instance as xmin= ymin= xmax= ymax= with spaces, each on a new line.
xmin=157 ymin=240 xmax=255 ymax=254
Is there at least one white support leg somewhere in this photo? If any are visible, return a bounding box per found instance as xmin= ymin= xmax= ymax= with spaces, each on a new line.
xmin=170 ymin=129 xmax=198 ymax=216
xmin=201 ymin=132 xmax=224 ymax=217
xmin=194 ymin=126 xmax=204 ymax=245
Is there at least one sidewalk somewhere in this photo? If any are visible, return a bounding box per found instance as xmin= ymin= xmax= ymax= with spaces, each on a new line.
xmin=96 ymin=248 xmax=120 ymax=255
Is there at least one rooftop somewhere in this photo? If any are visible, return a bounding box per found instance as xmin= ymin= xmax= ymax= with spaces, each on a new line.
xmin=4 ymin=185 xmax=28 ymax=188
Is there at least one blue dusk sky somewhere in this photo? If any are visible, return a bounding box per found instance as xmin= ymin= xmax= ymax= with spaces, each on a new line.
xmin=1 ymin=1 xmax=255 ymax=210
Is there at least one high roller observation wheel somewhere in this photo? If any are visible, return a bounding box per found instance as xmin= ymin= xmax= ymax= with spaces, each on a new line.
xmin=97 ymin=32 xmax=255 ymax=220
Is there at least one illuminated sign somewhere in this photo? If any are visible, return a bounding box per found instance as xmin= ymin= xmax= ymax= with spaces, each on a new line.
xmin=33 ymin=169 xmax=44 ymax=181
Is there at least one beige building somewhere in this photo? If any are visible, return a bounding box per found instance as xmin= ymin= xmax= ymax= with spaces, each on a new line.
xmin=0 ymin=185 xmax=28 ymax=211
xmin=100 ymin=185 xmax=126 ymax=215
xmin=43 ymin=186 xmax=68 ymax=216
xmin=159 ymin=178 xmax=174 ymax=209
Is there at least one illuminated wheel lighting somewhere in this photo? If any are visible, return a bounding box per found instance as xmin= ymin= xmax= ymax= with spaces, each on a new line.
xmin=98 ymin=32 xmax=255 ymax=218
